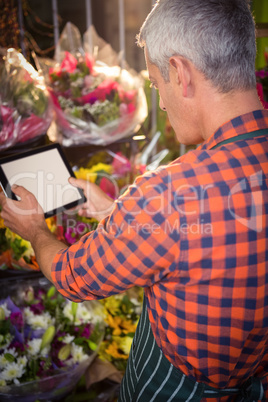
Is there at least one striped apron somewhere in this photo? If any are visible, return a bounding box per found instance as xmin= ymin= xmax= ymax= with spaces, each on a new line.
xmin=118 ymin=297 xmax=265 ymax=402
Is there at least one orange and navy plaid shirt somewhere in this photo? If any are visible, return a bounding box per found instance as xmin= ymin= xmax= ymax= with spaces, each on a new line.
xmin=52 ymin=109 xmax=268 ymax=393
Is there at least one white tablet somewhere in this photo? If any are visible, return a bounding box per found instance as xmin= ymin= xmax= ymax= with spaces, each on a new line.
xmin=0 ymin=143 xmax=86 ymax=218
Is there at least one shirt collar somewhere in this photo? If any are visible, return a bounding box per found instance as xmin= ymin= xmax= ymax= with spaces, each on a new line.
xmin=200 ymin=109 xmax=268 ymax=151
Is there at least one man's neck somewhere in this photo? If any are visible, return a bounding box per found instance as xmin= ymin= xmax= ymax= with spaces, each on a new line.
xmin=199 ymin=87 xmax=263 ymax=142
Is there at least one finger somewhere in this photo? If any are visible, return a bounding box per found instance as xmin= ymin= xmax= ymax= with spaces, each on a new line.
xmin=11 ymin=185 xmax=34 ymax=199
xmin=0 ymin=192 xmax=6 ymax=206
xmin=78 ymin=209 xmax=88 ymax=217
xmin=69 ymin=177 xmax=87 ymax=188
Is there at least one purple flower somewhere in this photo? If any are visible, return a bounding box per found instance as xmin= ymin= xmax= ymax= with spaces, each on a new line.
xmin=10 ymin=340 xmax=25 ymax=352
xmin=81 ymin=324 xmax=91 ymax=339
xmin=51 ymin=337 xmax=67 ymax=368
xmin=24 ymin=324 xmax=45 ymax=339
xmin=35 ymin=289 xmax=46 ymax=301
xmin=65 ymin=227 xmax=78 ymax=245
xmin=30 ymin=302 xmax=45 ymax=314
xmin=10 ymin=311 xmax=23 ymax=330
xmin=256 ymin=70 xmax=268 ymax=79
xmin=4 ymin=297 xmax=21 ymax=315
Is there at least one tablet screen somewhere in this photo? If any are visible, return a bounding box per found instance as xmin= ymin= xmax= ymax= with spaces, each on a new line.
xmin=0 ymin=144 xmax=86 ymax=218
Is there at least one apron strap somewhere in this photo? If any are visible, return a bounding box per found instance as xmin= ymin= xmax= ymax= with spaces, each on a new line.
xmin=203 ymin=375 xmax=265 ymax=401
xmin=211 ymin=128 xmax=268 ymax=150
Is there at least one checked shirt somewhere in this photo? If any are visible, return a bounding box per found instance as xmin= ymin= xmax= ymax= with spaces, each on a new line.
xmin=52 ymin=109 xmax=268 ymax=395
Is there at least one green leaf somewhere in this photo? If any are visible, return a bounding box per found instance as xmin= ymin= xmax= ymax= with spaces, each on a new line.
xmin=88 ymin=340 xmax=97 ymax=351
xmin=4 ymin=353 xmax=15 ymax=363
xmin=46 ymin=286 xmax=56 ymax=298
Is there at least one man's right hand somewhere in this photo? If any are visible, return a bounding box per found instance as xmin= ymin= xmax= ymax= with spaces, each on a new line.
xmin=69 ymin=177 xmax=115 ymax=221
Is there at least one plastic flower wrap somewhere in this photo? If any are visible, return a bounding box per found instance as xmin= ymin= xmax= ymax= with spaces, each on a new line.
xmin=0 ymin=48 xmax=53 ymax=151
xmin=0 ymin=278 xmax=104 ymax=401
xmin=42 ymin=23 xmax=147 ymax=146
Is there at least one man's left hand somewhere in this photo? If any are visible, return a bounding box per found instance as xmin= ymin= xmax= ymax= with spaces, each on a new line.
xmin=0 ymin=185 xmax=48 ymax=242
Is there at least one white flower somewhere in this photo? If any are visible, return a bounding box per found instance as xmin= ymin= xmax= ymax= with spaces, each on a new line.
xmin=62 ymin=301 xmax=74 ymax=322
xmin=130 ymin=298 xmax=142 ymax=315
xmin=89 ymin=302 xmax=106 ymax=324
xmin=62 ymin=334 xmax=75 ymax=344
xmin=75 ymin=303 xmax=92 ymax=324
xmin=27 ymin=339 xmax=42 ymax=356
xmin=0 ymin=362 xmax=25 ymax=382
xmin=0 ymin=379 xmax=6 ymax=386
xmin=63 ymin=301 xmax=91 ymax=325
xmin=23 ymin=307 xmax=33 ymax=320
xmin=40 ymin=346 xmax=50 ymax=358
xmin=71 ymin=344 xmax=88 ymax=364
xmin=17 ymin=356 xmax=27 ymax=367
xmin=0 ymin=303 xmax=11 ymax=318
xmin=24 ymin=310 xmax=55 ymax=330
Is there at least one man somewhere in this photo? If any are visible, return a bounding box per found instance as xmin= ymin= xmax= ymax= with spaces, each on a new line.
xmin=1 ymin=0 xmax=267 ymax=400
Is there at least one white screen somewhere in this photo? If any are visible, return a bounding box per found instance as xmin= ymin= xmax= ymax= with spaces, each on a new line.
xmin=1 ymin=148 xmax=82 ymax=214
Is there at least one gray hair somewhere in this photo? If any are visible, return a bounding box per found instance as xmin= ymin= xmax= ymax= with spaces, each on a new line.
xmin=137 ymin=0 xmax=256 ymax=93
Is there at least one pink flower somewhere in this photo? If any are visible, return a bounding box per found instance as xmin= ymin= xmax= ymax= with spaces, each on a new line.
xmin=119 ymin=103 xmax=128 ymax=116
xmin=127 ymin=103 xmax=136 ymax=114
xmin=99 ymin=177 xmax=117 ymax=199
xmin=112 ymin=152 xmax=131 ymax=177
xmin=60 ymin=52 xmax=78 ymax=74
xmin=65 ymin=227 xmax=78 ymax=245
xmin=257 ymin=82 xmax=268 ymax=109
xmin=85 ymin=53 xmax=94 ymax=73
xmin=0 ymin=105 xmax=14 ymax=144
xmin=124 ymin=90 xmax=136 ymax=102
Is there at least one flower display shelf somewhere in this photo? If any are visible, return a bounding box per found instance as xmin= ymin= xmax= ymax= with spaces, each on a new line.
xmin=0 ymin=276 xmax=104 ymax=402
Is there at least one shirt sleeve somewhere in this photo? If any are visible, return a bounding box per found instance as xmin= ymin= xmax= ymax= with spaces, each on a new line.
xmin=51 ymin=169 xmax=182 ymax=301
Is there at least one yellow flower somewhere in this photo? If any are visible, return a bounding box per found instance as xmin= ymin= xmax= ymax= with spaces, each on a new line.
xmin=88 ymin=163 xmax=112 ymax=175
xmin=105 ymin=314 xmax=137 ymax=336
xmin=5 ymin=228 xmax=34 ymax=259
xmin=74 ymin=164 xmax=112 ymax=182
xmin=0 ymin=216 xmax=5 ymax=229
xmin=105 ymin=341 xmax=128 ymax=360
xmin=46 ymin=217 xmax=57 ymax=233
xmin=113 ymin=336 xmax=133 ymax=356
xmin=103 ymin=296 xmax=122 ymax=315
xmin=74 ymin=168 xmax=97 ymax=183
xmin=106 ymin=315 xmax=123 ymax=336
xmin=120 ymin=319 xmax=137 ymax=334
xmin=98 ymin=342 xmax=113 ymax=362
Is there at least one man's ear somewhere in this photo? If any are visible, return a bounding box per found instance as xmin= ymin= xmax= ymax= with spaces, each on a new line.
xmin=169 ymin=56 xmax=193 ymax=98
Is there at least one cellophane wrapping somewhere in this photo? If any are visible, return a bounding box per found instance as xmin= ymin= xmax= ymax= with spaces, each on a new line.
xmin=0 ymin=48 xmax=53 ymax=151
xmin=40 ymin=23 xmax=148 ymax=147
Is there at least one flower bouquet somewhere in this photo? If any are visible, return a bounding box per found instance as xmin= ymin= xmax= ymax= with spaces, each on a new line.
xmin=83 ymin=288 xmax=143 ymax=390
xmin=97 ymin=288 xmax=143 ymax=373
xmin=43 ymin=23 xmax=147 ymax=146
xmin=0 ymin=277 xmax=104 ymax=401
xmin=0 ymin=220 xmax=39 ymax=272
xmin=0 ymin=48 xmax=53 ymax=152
